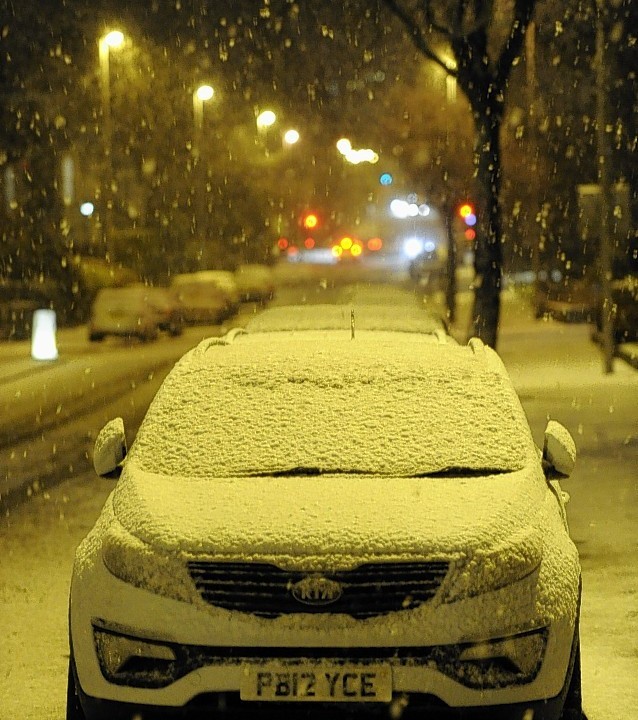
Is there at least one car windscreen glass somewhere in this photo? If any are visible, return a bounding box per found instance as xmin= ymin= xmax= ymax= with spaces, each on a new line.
xmin=128 ymin=334 xmax=536 ymax=478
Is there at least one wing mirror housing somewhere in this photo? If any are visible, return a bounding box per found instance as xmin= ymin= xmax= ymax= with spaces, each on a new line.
xmin=93 ymin=417 xmax=127 ymax=477
xmin=542 ymin=420 xmax=576 ymax=478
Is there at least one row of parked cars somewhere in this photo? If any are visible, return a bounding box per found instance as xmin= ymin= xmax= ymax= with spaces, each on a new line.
xmin=88 ymin=264 xmax=275 ymax=342
xmin=68 ymin=285 xmax=583 ymax=720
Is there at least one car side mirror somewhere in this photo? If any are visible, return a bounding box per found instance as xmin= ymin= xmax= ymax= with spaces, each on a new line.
xmin=542 ymin=420 xmax=576 ymax=478
xmin=93 ymin=417 xmax=127 ymax=477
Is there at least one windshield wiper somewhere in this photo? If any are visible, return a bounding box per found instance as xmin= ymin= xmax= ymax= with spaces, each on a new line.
xmin=245 ymin=467 xmax=377 ymax=477
xmin=412 ymin=467 xmax=510 ymax=478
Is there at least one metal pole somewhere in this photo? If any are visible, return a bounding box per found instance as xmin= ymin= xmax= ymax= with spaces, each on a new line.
xmin=595 ymin=0 xmax=615 ymax=373
xmin=99 ymin=38 xmax=114 ymax=260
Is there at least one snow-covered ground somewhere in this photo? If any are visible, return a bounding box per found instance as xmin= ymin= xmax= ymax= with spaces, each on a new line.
xmin=0 ymin=284 xmax=636 ymax=719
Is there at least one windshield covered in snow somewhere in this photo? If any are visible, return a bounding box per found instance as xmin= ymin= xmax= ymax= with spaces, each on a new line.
xmin=128 ymin=332 xmax=537 ymax=477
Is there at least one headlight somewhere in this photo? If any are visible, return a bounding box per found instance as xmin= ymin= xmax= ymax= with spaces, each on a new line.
xmin=101 ymin=523 xmax=194 ymax=604
xmin=442 ymin=525 xmax=543 ymax=603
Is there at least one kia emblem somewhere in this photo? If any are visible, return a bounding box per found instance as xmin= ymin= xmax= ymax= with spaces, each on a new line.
xmin=291 ymin=575 xmax=343 ymax=606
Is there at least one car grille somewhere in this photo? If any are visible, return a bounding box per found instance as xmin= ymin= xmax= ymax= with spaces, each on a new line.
xmin=186 ymin=561 xmax=449 ymax=619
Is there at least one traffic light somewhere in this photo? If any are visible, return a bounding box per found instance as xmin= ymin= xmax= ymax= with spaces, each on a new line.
xmin=457 ymin=202 xmax=477 ymax=242
xmin=302 ymin=211 xmax=319 ymax=230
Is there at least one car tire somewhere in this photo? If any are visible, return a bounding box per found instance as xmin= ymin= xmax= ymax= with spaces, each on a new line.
xmin=560 ymin=629 xmax=584 ymax=720
xmin=66 ymin=656 xmax=86 ymax=720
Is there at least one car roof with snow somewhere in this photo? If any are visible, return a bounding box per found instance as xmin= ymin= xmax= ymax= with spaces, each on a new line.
xmin=128 ymin=329 xmax=537 ymax=479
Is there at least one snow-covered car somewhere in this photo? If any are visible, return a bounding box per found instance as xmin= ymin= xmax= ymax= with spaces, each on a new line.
xmin=245 ymin=302 xmax=447 ymax=335
xmin=170 ymin=272 xmax=234 ymax=324
xmin=67 ymin=328 xmax=582 ymax=720
xmin=234 ymin=262 xmax=275 ymax=302
xmin=88 ymin=285 xmax=182 ymax=342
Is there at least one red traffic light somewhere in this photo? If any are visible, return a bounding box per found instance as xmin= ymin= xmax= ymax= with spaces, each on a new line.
xmin=302 ymin=212 xmax=319 ymax=230
xmin=458 ymin=203 xmax=477 ymax=227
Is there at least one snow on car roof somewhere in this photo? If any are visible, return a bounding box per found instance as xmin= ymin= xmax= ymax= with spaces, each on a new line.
xmin=128 ymin=329 xmax=536 ymax=478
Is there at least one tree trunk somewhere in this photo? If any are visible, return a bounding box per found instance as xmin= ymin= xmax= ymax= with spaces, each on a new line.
xmin=470 ymin=109 xmax=503 ymax=349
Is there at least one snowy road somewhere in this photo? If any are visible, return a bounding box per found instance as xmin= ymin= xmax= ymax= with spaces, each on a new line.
xmin=0 ymin=284 xmax=636 ymax=719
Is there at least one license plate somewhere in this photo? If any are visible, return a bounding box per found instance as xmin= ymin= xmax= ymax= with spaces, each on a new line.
xmin=240 ymin=662 xmax=392 ymax=702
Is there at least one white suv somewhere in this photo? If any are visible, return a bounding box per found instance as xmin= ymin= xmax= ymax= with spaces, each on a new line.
xmin=67 ymin=326 xmax=582 ymax=720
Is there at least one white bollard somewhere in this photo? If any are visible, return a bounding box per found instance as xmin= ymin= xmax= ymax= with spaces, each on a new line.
xmin=31 ymin=308 xmax=59 ymax=361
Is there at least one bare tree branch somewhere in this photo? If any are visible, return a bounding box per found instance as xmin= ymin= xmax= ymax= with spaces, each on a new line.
xmin=380 ymin=0 xmax=458 ymax=76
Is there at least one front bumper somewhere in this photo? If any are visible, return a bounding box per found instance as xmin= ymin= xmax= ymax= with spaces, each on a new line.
xmin=70 ymin=548 xmax=578 ymax=720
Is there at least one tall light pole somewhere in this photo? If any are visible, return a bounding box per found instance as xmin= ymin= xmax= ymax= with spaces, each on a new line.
xmin=192 ymin=84 xmax=214 ymax=157
xmin=98 ymin=30 xmax=124 ymax=260
xmin=192 ymin=85 xmax=215 ymax=263
xmin=594 ymin=0 xmax=615 ymax=373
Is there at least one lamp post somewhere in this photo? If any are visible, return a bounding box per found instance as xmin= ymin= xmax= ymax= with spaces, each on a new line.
xmin=594 ymin=0 xmax=615 ymax=373
xmin=98 ymin=30 xmax=124 ymax=259
xmin=192 ymin=84 xmax=214 ymax=157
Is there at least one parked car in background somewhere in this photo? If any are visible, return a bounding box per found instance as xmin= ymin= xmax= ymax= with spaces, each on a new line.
xmin=68 ymin=326 xmax=582 ymax=720
xmin=533 ymin=268 xmax=597 ymax=322
xmin=88 ymin=284 xmax=182 ymax=342
xmin=170 ymin=272 xmax=234 ymax=324
xmin=234 ymin=263 xmax=275 ymax=302
xmin=246 ymin=302 xmax=446 ymax=335
xmin=195 ymin=270 xmax=241 ymax=313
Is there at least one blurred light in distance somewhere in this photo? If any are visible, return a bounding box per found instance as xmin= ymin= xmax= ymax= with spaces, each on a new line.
xmin=403 ymin=237 xmax=424 ymax=259
xmin=284 ymin=129 xmax=300 ymax=145
xmin=80 ymin=202 xmax=95 ymax=217
xmin=104 ymin=30 xmax=124 ymax=48
xmin=277 ymin=237 xmax=289 ymax=250
xmin=464 ymin=228 xmax=476 ymax=241
xmin=287 ymin=245 xmax=299 ymax=256
xmin=367 ymin=237 xmax=383 ymax=251
xmin=340 ymin=236 xmax=353 ymax=250
xmin=332 ymin=245 xmax=343 ymax=257
xmin=464 ymin=213 xmax=477 ymax=226
xmin=196 ymin=84 xmax=214 ymax=101
xmin=459 ymin=203 xmax=474 ymax=218
xmin=303 ymin=212 xmax=319 ymax=230
xmin=304 ymin=237 xmax=315 ymax=249
xmin=350 ymin=242 xmax=363 ymax=256
xmin=379 ymin=172 xmax=393 ymax=186
xmin=336 ymin=138 xmax=352 ymax=154
xmin=418 ymin=203 xmax=430 ymax=216
xmin=256 ymin=110 xmax=276 ymax=128
xmin=423 ymin=239 xmax=436 ymax=252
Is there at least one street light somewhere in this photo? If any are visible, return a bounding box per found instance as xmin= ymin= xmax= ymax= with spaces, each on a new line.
xmin=98 ymin=29 xmax=124 ymax=259
xmin=256 ymin=110 xmax=277 ymax=130
xmin=192 ymin=84 xmax=215 ymax=155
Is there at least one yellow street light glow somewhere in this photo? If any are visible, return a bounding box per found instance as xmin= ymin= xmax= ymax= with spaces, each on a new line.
xmin=350 ymin=242 xmax=363 ymax=256
xmin=196 ymin=84 xmax=214 ymax=101
xmin=256 ymin=110 xmax=277 ymax=128
xmin=340 ymin=236 xmax=353 ymax=250
xmin=284 ymin=129 xmax=300 ymax=145
xmin=459 ymin=203 xmax=473 ymax=217
xmin=104 ymin=30 xmax=124 ymax=48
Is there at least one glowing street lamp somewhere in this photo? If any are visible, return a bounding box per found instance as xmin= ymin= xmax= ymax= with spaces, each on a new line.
xmin=192 ymin=84 xmax=215 ymax=157
xmin=256 ymin=110 xmax=277 ymax=130
xmin=283 ymin=128 xmax=300 ymax=145
xmin=193 ymin=84 xmax=214 ymax=132
xmin=98 ymin=29 xmax=124 ymax=258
